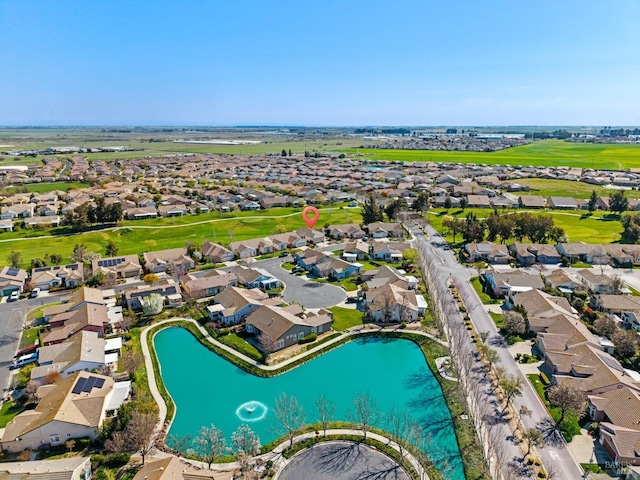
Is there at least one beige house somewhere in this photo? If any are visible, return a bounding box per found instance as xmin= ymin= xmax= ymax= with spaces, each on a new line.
xmin=181 ymin=271 xmax=237 ymax=299
xmin=31 ymin=263 xmax=84 ymax=291
xmin=362 ymin=283 xmax=420 ymax=323
xmin=0 ymin=457 xmax=92 ymax=480
xmin=133 ymin=457 xmax=233 ymax=480
xmin=0 ymin=372 xmax=121 ymax=452
xmin=143 ymin=248 xmax=195 ymax=274
xmin=202 ymin=241 xmax=234 ymax=263
xmin=91 ymin=255 xmax=142 ymax=280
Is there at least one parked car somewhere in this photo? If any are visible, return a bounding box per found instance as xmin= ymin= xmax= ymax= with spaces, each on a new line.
xmin=15 ymin=345 xmax=37 ymax=358
xmin=11 ymin=352 xmax=38 ymax=370
xmin=8 ymin=291 xmax=19 ymax=302
xmin=30 ymin=287 xmax=41 ymax=298
xmin=279 ymin=252 xmax=289 ymax=258
xmin=346 ymin=296 xmax=358 ymax=304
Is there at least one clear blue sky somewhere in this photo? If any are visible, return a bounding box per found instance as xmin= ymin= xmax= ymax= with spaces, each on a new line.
xmin=1 ymin=0 xmax=639 ymax=126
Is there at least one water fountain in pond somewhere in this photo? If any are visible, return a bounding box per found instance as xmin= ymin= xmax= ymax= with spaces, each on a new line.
xmin=235 ymin=401 xmax=268 ymax=422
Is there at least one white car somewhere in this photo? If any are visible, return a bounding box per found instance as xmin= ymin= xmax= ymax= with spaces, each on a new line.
xmin=8 ymin=291 xmax=19 ymax=302
xmin=30 ymin=288 xmax=41 ymax=298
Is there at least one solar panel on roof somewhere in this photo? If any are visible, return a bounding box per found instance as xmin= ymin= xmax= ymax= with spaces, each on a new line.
xmin=83 ymin=376 xmax=98 ymax=392
xmin=94 ymin=378 xmax=105 ymax=388
xmin=72 ymin=378 xmax=87 ymax=394
xmin=6 ymin=267 xmax=19 ymax=277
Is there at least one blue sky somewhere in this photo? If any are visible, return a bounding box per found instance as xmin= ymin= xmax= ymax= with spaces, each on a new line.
xmin=1 ymin=0 xmax=639 ymax=126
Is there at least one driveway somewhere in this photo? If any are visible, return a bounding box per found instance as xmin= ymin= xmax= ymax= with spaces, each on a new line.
xmin=277 ymin=441 xmax=409 ymax=480
xmin=257 ymin=257 xmax=346 ymax=308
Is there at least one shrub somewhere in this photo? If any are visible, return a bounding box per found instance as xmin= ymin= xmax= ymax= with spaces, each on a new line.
xmin=299 ymin=333 xmax=317 ymax=344
xmin=539 ymin=372 xmax=550 ymax=385
xmin=400 ymin=322 xmax=407 ymax=329
xmin=217 ymin=328 xmax=230 ymax=337
xmin=105 ymin=453 xmax=131 ymax=468
xmin=91 ymin=454 xmax=106 ymax=469
xmin=538 ymin=469 xmax=547 ymax=478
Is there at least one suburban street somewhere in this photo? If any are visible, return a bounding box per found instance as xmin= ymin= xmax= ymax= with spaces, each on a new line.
xmin=417 ymin=224 xmax=584 ymax=480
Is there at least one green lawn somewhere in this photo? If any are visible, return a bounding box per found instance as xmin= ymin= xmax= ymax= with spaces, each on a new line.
xmin=504 ymin=178 xmax=640 ymax=200
xmin=470 ymin=276 xmax=493 ymax=304
xmin=527 ymin=374 xmax=581 ymax=442
xmin=489 ymin=311 xmax=504 ymax=328
xmin=429 ymin=208 xmax=624 ymax=244
xmin=217 ymin=333 xmax=263 ymax=361
xmin=20 ymin=326 xmax=43 ymax=348
xmin=329 ymin=306 xmax=363 ymax=331
xmin=0 ymin=206 xmax=362 ymax=269
xmin=345 ymin=140 xmax=640 ymax=170
xmin=0 ymin=401 xmax=26 ymax=428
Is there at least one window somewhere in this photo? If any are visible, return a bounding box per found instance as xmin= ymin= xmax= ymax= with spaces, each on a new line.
xmin=277 ymin=339 xmax=284 ymax=349
xmin=50 ymin=434 xmax=60 ymax=443
xmin=298 ymin=332 xmax=304 ymax=340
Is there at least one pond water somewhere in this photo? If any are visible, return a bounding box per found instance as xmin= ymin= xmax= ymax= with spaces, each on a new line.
xmin=154 ymin=327 xmax=464 ymax=480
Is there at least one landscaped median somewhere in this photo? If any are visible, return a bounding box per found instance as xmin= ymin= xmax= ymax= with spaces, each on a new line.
xmin=140 ymin=317 xmax=485 ymax=480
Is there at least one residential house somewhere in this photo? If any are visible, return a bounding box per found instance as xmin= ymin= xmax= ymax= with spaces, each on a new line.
xmin=556 ymin=243 xmax=610 ymax=265
xmin=577 ymin=269 xmax=617 ymax=294
xmin=0 ymin=371 xmax=128 ymax=452
xmin=42 ymin=303 xmax=108 ymax=346
xmin=158 ymin=205 xmax=189 ymax=217
xmin=547 ymin=196 xmax=578 ymax=210
xmin=295 ymin=227 xmax=325 ymax=245
xmin=342 ymin=241 xmax=369 ymax=261
xmin=326 ymin=223 xmax=366 ymax=240
xmin=229 ymin=266 xmax=280 ymax=290
xmin=482 ymin=269 xmax=544 ymax=297
xmin=599 ymin=423 xmax=640 ymax=466
xmin=126 ymin=207 xmax=158 ymax=220
xmin=464 ymin=242 xmax=512 ymax=264
xmin=122 ymin=279 xmax=183 ymax=311
xmin=509 ymin=243 xmax=561 ymax=266
xmin=43 ymin=287 xmax=106 ymax=321
xmin=228 ymin=238 xmax=274 ymax=259
xmin=0 ymin=219 xmax=13 ymax=232
xmin=24 ymin=215 xmax=61 ymax=228
xmin=361 ymin=283 xmax=420 ymax=323
xmin=180 ymin=270 xmax=237 ymax=299
xmin=0 ymin=266 xmax=28 ymax=296
xmin=132 ymin=456 xmax=233 ymax=480
xmin=466 ymin=194 xmax=492 ymax=208
xmin=91 ymin=255 xmax=143 ymax=280
xmin=370 ymin=241 xmax=411 ymax=262
xmin=31 ymin=264 xmax=84 ymax=291
xmin=206 ymin=286 xmax=272 ymax=325
xmin=268 ymin=232 xmax=306 ymax=250
xmin=361 ymin=265 xmax=415 ymax=290
xmin=536 ymin=313 xmax=601 ymax=356
xmin=202 ymin=241 xmax=234 ymax=263
xmin=143 ymin=248 xmax=195 ymax=274
xmin=603 ymin=244 xmax=640 ymax=268
xmin=544 ymin=269 xmax=585 ymax=293
xmin=0 ymin=203 xmax=34 ymax=219
xmin=518 ymin=195 xmax=547 ymax=209
xmin=295 ymin=250 xmax=361 ymax=279
xmin=590 ymin=295 xmax=640 ymax=316
xmin=510 ymin=289 xmax=577 ymax=332
xmin=0 ymin=457 xmax=93 ymax=480
xmin=366 ymin=222 xmax=406 ymax=239
xmin=246 ymin=305 xmax=333 ymax=352
xmin=30 ymin=331 xmax=105 ymax=383
xmin=239 ymin=200 xmax=261 ymax=211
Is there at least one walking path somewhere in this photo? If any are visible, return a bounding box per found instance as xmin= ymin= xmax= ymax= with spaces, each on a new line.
xmin=140 ymin=317 xmax=449 ymax=434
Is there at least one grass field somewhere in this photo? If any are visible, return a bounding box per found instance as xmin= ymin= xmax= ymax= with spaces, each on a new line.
xmin=328 ymin=306 xmax=363 ymax=331
xmin=346 ymin=140 xmax=640 ymax=170
xmin=429 ymin=208 xmax=624 ymax=244
xmin=505 ymin=178 xmax=640 ymax=199
xmin=0 ymin=206 xmax=361 ymax=269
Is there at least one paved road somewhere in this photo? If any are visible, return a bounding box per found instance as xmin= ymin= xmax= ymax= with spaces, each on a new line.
xmin=277 ymin=441 xmax=410 ymax=480
xmin=0 ymin=292 xmax=68 ymax=392
xmin=417 ymin=224 xmax=583 ymax=480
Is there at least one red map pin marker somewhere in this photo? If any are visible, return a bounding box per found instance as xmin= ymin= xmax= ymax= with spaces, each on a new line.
xmin=302 ymin=206 xmax=320 ymax=228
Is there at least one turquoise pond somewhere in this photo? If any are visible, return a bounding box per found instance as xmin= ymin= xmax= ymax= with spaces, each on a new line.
xmin=154 ymin=328 xmax=464 ymax=480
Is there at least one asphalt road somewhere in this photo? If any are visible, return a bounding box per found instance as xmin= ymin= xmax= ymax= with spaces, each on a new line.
xmin=0 ymin=292 xmax=68 ymax=392
xmin=255 ymin=257 xmax=346 ymax=308
xmin=278 ymin=441 xmax=409 ymax=480
xmin=417 ymin=224 xmax=584 ymax=480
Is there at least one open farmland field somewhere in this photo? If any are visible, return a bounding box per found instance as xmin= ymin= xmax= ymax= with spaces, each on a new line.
xmin=346 ymin=140 xmax=640 ymax=170
xmin=504 ymin=178 xmax=640 ymax=199
xmin=0 ymin=206 xmax=361 ymax=269
xmin=428 ymin=208 xmax=624 ymax=244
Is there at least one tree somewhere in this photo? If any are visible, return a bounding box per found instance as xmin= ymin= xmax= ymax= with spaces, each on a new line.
xmin=43 ymin=371 xmax=62 ymax=384
xmin=459 ymin=196 xmax=468 ymax=211
xmin=167 ymin=433 xmax=194 ymax=455
xmin=231 ymin=424 xmax=261 ymax=458
xmin=547 ymin=383 xmax=585 ymax=425
xmin=121 ymin=349 xmax=144 ymax=374
xmin=349 ymin=392 xmax=380 ymax=440
xmin=361 ymin=193 xmax=384 ymax=224
xmin=442 ymin=216 xmax=464 ymax=243
xmin=503 ymin=310 xmax=526 ymax=337
xmin=140 ymin=293 xmax=164 ymax=316
xmin=315 ymin=393 xmax=335 ymax=437
xmin=7 ymin=250 xmax=21 ymax=268
xmin=498 ymin=374 xmax=524 ymax=413
xmin=443 ymin=196 xmax=452 ymax=211
xmin=607 ymin=274 xmax=625 ymax=295
xmin=71 ymin=243 xmax=87 ymax=263
xmin=105 ymin=241 xmax=119 ymax=257
xmin=609 ymin=190 xmax=629 ymax=215
xmin=273 ymin=392 xmax=306 ymax=447
xmin=411 ymin=191 xmax=430 ymax=213
xmin=612 ymin=329 xmax=639 ymax=359
xmin=402 ymin=247 xmax=418 ymax=266
xmin=386 ymin=406 xmax=414 ymax=460
xmin=142 ymin=273 xmax=159 ymax=286
xmin=385 ymin=198 xmax=408 ymax=220
xmin=588 ymin=190 xmax=598 ymax=214
xmin=522 ymin=428 xmax=545 ymax=458
xmin=125 ymin=411 xmax=157 ymax=464
xmin=193 ymin=424 xmax=226 ymax=468
xmin=593 ymin=316 xmax=617 ymax=339
xmin=518 ymin=405 xmax=533 ymax=432
xmin=621 ymin=213 xmax=640 ymax=243
xmin=65 ymin=439 xmax=76 ymax=452
xmin=281 ymin=149 xmax=287 ymax=157
xmin=462 ymin=212 xmax=484 ymax=243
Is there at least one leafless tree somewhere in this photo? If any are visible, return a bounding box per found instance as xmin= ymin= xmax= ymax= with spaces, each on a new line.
xmin=257 ymin=332 xmax=277 ymax=353
xmin=126 ymin=410 xmax=157 ymax=464
xmin=194 ymin=424 xmax=226 ymax=468
xmin=386 ymin=406 xmax=413 ymax=460
xmin=349 ymin=392 xmax=380 ymax=440
xmin=272 ymin=392 xmax=306 ymax=448
xmin=104 ymin=430 xmax=126 ymax=454
xmin=315 ymin=393 xmax=335 ymax=437
xmin=167 ymin=433 xmax=193 ymax=455
xmin=121 ymin=349 xmax=144 ymax=374
xmin=231 ymin=424 xmax=261 ymax=475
